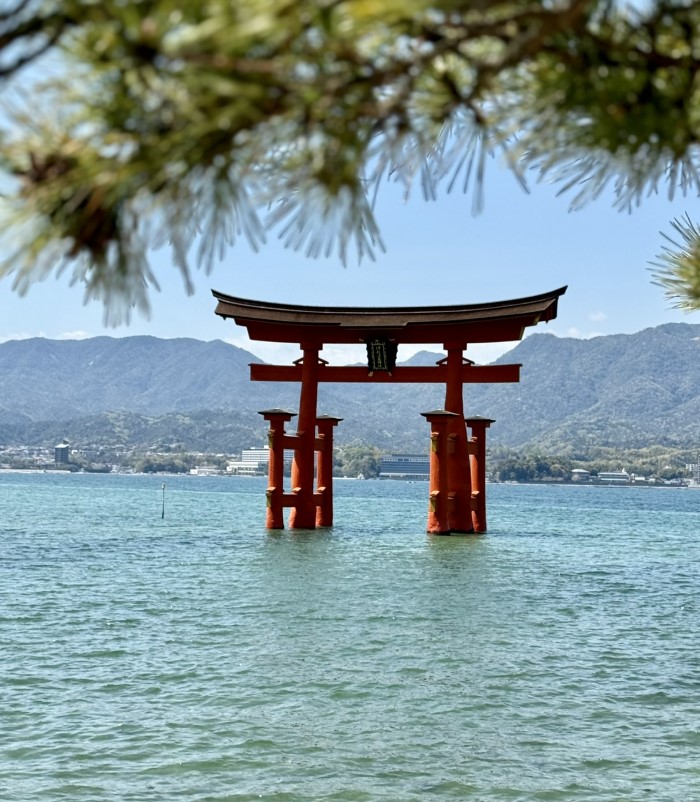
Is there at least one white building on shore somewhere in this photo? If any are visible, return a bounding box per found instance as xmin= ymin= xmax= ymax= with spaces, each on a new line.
xmin=227 ymin=446 xmax=293 ymax=476
xmin=596 ymin=470 xmax=630 ymax=485
xmin=379 ymin=454 xmax=430 ymax=480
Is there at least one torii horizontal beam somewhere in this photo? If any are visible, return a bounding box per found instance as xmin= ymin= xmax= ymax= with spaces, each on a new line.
xmin=250 ymin=363 xmax=521 ymax=383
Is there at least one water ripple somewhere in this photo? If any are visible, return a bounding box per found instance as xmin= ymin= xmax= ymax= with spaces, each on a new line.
xmin=2 ymin=475 xmax=700 ymax=801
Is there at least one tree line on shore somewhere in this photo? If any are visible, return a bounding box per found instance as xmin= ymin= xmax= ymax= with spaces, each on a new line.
xmin=4 ymin=442 xmax=694 ymax=483
xmin=490 ymin=446 xmax=693 ymax=484
xmin=335 ymin=445 xmax=695 ymax=482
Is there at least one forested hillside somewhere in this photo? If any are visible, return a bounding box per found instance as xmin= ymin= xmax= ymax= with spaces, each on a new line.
xmin=1 ymin=324 xmax=700 ymax=454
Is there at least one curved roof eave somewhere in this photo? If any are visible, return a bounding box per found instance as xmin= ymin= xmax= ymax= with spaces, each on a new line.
xmin=212 ymin=286 xmax=567 ymax=343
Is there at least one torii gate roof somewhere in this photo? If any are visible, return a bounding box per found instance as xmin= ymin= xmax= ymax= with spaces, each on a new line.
xmin=212 ymin=286 xmax=567 ymax=345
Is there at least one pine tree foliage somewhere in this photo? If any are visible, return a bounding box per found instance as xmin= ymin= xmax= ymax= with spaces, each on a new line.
xmin=1 ymin=1 xmax=700 ymax=322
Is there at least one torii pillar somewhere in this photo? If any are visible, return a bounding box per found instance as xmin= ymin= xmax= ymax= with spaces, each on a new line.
xmin=467 ymin=416 xmax=495 ymax=533
xmin=259 ymin=408 xmax=296 ymax=529
xmin=259 ymin=407 xmax=342 ymax=529
xmin=421 ymin=410 xmax=460 ymax=535
xmin=443 ymin=344 xmax=475 ymax=533
xmin=316 ymin=415 xmax=342 ymax=527
xmin=289 ymin=344 xmax=320 ymax=529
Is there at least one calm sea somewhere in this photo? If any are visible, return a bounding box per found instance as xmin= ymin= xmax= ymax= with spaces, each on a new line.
xmin=1 ymin=472 xmax=699 ymax=802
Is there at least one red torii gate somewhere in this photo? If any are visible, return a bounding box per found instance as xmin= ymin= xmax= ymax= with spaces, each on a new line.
xmin=213 ymin=286 xmax=566 ymax=534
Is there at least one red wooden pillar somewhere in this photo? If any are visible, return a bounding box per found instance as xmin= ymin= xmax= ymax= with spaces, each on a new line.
xmin=421 ymin=410 xmax=460 ymax=535
xmin=289 ymin=344 xmax=321 ymax=529
xmin=315 ymin=415 xmax=342 ymax=528
xmin=466 ymin=416 xmax=494 ymax=533
xmin=443 ymin=344 xmax=474 ymax=533
xmin=259 ymin=408 xmax=296 ymax=529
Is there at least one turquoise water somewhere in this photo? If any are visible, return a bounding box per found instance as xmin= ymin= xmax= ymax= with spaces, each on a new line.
xmin=2 ymin=472 xmax=699 ymax=801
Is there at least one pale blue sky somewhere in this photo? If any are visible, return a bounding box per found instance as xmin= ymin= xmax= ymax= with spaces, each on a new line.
xmin=1 ymin=160 xmax=697 ymax=365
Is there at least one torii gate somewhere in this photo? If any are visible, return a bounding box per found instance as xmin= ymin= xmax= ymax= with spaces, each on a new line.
xmin=213 ymin=287 xmax=566 ymax=534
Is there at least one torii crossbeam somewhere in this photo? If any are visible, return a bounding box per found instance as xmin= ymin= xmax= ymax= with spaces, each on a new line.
xmin=213 ymin=286 xmax=566 ymax=534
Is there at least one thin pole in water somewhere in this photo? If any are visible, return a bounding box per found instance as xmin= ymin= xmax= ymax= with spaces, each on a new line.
xmin=161 ymin=483 xmax=166 ymax=519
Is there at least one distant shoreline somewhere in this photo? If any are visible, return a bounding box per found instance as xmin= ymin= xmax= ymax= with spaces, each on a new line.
xmin=495 ymin=479 xmax=688 ymax=488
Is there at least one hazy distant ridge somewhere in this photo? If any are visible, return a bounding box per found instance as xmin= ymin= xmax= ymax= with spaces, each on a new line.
xmin=2 ymin=324 xmax=700 ymax=452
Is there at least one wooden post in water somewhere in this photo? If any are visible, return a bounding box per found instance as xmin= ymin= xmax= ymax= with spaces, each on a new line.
xmin=443 ymin=345 xmax=474 ymax=533
xmin=315 ymin=415 xmax=343 ymax=528
xmin=421 ymin=410 xmax=460 ymax=535
xmin=466 ymin=416 xmax=494 ymax=533
xmin=289 ymin=345 xmax=321 ymax=529
xmin=259 ymin=409 xmax=296 ymax=529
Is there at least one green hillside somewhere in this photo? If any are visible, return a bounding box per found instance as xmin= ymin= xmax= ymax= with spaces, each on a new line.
xmin=1 ymin=325 xmax=700 ymax=454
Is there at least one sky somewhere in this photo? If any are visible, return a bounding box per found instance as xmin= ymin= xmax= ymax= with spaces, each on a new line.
xmin=1 ymin=158 xmax=698 ymax=366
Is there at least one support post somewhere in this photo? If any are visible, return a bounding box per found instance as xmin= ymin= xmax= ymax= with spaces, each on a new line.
xmin=315 ymin=415 xmax=343 ymax=528
xmin=259 ymin=409 xmax=297 ymax=529
xmin=421 ymin=410 xmax=460 ymax=535
xmin=289 ymin=344 xmax=321 ymax=529
xmin=443 ymin=345 xmax=474 ymax=533
xmin=466 ymin=416 xmax=494 ymax=533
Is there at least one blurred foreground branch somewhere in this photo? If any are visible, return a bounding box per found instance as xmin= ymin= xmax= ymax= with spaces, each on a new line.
xmin=1 ymin=1 xmax=699 ymax=321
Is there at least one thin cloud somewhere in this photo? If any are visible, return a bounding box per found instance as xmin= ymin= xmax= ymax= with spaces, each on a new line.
xmin=560 ymin=326 xmax=605 ymax=340
xmin=57 ymin=331 xmax=93 ymax=340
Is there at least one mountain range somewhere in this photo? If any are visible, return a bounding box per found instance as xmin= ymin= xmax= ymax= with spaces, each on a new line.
xmin=1 ymin=323 xmax=700 ymax=454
